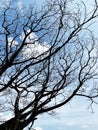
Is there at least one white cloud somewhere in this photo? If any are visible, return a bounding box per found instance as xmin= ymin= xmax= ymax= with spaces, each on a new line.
xmin=0 ymin=113 xmax=14 ymax=122
xmin=82 ymin=124 xmax=89 ymax=128
xmin=66 ymin=121 xmax=75 ymax=126
xmin=22 ymin=42 xmax=49 ymax=59
xmin=34 ymin=126 xmax=43 ymax=130
xmin=8 ymin=37 xmax=18 ymax=47
xmin=17 ymin=1 xmax=24 ymax=13
xmin=57 ymin=128 xmax=66 ymax=130
xmin=21 ymin=30 xmax=49 ymax=58
xmin=20 ymin=30 xmax=38 ymax=43
xmin=0 ymin=113 xmax=4 ymax=116
xmin=7 ymin=30 xmax=49 ymax=59
xmin=4 ymin=114 xmax=14 ymax=120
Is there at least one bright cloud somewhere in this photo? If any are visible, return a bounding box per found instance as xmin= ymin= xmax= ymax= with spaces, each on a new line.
xmin=22 ymin=42 xmax=49 ymax=58
xmin=21 ymin=30 xmax=49 ymax=58
xmin=0 ymin=113 xmax=13 ymax=122
xmin=20 ymin=30 xmax=38 ymax=43
xmin=66 ymin=121 xmax=75 ymax=126
xmin=8 ymin=37 xmax=18 ymax=47
xmin=8 ymin=30 xmax=49 ymax=58
xmin=82 ymin=124 xmax=89 ymax=128
xmin=34 ymin=126 xmax=43 ymax=130
xmin=17 ymin=1 xmax=24 ymax=13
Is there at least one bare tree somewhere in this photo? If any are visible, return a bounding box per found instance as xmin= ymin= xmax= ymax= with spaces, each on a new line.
xmin=0 ymin=0 xmax=98 ymax=129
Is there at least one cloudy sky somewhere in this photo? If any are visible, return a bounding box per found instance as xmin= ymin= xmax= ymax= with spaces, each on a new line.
xmin=1 ymin=0 xmax=98 ymax=130
xmin=32 ymin=97 xmax=98 ymax=130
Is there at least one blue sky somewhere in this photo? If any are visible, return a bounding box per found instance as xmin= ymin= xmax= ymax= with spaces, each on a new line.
xmin=1 ymin=0 xmax=98 ymax=130
xmin=18 ymin=0 xmax=45 ymax=7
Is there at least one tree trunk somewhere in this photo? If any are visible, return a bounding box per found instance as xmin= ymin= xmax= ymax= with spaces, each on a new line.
xmin=0 ymin=118 xmax=23 ymax=130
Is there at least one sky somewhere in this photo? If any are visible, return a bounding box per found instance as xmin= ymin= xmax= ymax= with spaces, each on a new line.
xmin=32 ymin=97 xmax=98 ymax=130
xmin=1 ymin=0 xmax=98 ymax=130
xmin=19 ymin=1 xmax=98 ymax=130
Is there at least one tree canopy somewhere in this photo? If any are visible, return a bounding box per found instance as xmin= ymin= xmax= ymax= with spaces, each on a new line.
xmin=0 ymin=0 xmax=98 ymax=130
